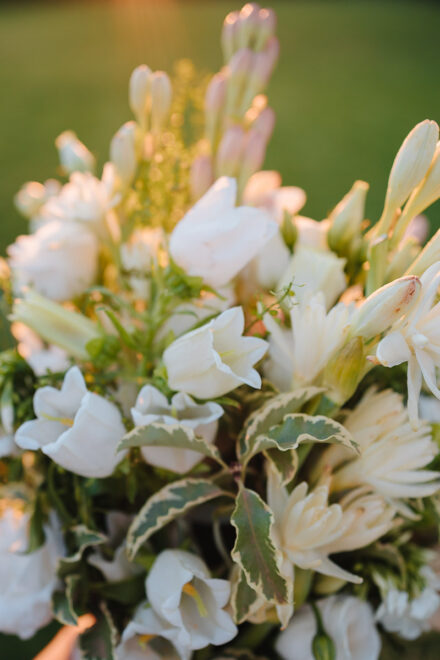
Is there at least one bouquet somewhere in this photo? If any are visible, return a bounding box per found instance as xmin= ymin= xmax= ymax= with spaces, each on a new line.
xmin=2 ymin=3 xmax=440 ymax=659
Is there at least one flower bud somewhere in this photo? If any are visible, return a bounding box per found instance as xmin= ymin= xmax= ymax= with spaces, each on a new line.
xmin=11 ymin=290 xmax=100 ymax=360
xmin=313 ymin=575 xmax=347 ymax=596
xmin=216 ymin=125 xmax=246 ymax=177
xmin=129 ymin=64 xmax=152 ymax=128
xmin=205 ymin=72 xmax=227 ymax=145
xmin=190 ymin=155 xmax=214 ymax=200
xmin=312 ymin=632 xmax=336 ymax=660
xmin=405 ymin=227 xmax=440 ymax=277
xmin=239 ymin=37 xmax=279 ymax=114
xmin=350 ymin=275 xmax=421 ymax=338
xmin=252 ymin=106 xmax=276 ymax=142
xmin=226 ymin=48 xmax=254 ymax=117
xmin=237 ymin=3 xmax=260 ymax=50
xmin=238 ymin=128 xmax=267 ymax=190
xmin=255 ymin=8 xmax=277 ymax=51
xmin=327 ymin=180 xmax=369 ymax=251
xmin=110 ymin=121 xmax=139 ymax=186
xmin=377 ymin=119 xmax=438 ymax=234
xmin=323 ymin=336 xmax=366 ymax=405
xmin=55 ymin=130 xmax=95 ymax=175
xmin=222 ymin=11 xmax=239 ymax=62
xmin=14 ymin=182 xmax=48 ymax=218
xmin=150 ymin=71 xmax=172 ymax=134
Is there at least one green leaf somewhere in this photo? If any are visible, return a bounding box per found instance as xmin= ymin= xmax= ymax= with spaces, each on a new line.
xmin=231 ymin=486 xmax=288 ymax=606
xmin=264 ymin=447 xmax=298 ymax=486
xmin=52 ymin=575 xmax=80 ymax=626
xmin=94 ymin=574 xmax=146 ymax=605
xmin=26 ymin=493 xmax=46 ymax=553
xmin=127 ymin=478 xmax=226 ymax=560
xmin=120 ymin=422 xmax=227 ymax=468
xmin=238 ymin=387 xmax=324 ymax=458
xmin=58 ymin=525 xmax=107 ymax=577
xmin=231 ymin=569 xmax=260 ymax=625
xmin=246 ymin=413 xmax=358 ymax=463
xmin=79 ymin=602 xmax=118 ymax=660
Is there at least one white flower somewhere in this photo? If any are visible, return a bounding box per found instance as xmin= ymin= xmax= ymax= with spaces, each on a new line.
xmin=88 ymin=512 xmax=141 ymax=582
xmin=0 ymin=428 xmax=19 ymax=458
xmin=243 ymin=170 xmax=306 ymax=223
xmin=131 ymin=385 xmax=223 ymax=473
xmin=263 ymin=294 xmax=353 ymax=390
xmin=8 ymin=220 xmax=98 ymax=302
xmin=163 ymin=307 xmax=268 ymax=399
xmin=14 ymin=179 xmax=61 ymax=219
xmin=376 ymin=261 xmax=440 ymax=423
xmin=116 ymin=605 xmax=184 ymax=660
xmin=169 ymin=177 xmax=277 ymax=288
xmin=121 ymin=227 xmax=164 ymax=298
xmin=294 ymin=215 xmax=329 ymax=250
xmin=267 ymin=466 xmax=362 ymax=587
xmin=331 ymin=388 xmax=440 ymax=499
xmin=279 ymin=245 xmax=346 ymax=309
xmin=419 ymin=394 xmax=440 ymax=422
xmin=15 ymin=366 xmax=126 ymax=478
xmin=276 ymin=595 xmax=381 ymax=660
xmin=376 ymin=568 xmax=440 ymax=640
xmin=12 ymin=322 xmax=69 ymax=376
xmin=146 ymin=549 xmax=237 ymax=653
xmin=0 ymin=507 xmax=64 ymax=640
xmin=55 ymin=130 xmax=96 ymax=175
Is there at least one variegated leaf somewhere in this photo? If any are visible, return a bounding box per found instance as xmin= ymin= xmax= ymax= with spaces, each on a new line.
xmin=79 ymin=601 xmax=118 ymax=660
xmin=52 ymin=575 xmax=80 ymax=626
xmin=119 ymin=422 xmax=226 ymax=467
xmin=264 ymin=447 xmax=298 ymax=486
xmin=58 ymin=525 xmax=107 ymax=577
xmin=127 ymin=478 xmax=225 ymax=559
xmin=231 ymin=486 xmax=288 ymax=606
xmin=238 ymin=387 xmax=324 ymax=458
xmin=231 ymin=568 xmax=260 ymax=625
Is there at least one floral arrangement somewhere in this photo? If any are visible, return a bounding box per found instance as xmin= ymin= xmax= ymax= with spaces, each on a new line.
xmin=3 ymin=3 xmax=440 ymax=659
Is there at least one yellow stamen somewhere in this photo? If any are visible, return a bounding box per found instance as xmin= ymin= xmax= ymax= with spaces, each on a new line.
xmin=182 ymin=582 xmax=208 ymax=617
xmin=138 ymin=634 xmax=155 ymax=647
xmin=41 ymin=412 xmax=74 ymax=426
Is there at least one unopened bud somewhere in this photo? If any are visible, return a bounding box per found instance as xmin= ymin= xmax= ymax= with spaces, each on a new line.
xmin=190 ymin=155 xmax=214 ymax=201
xmin=385 ymin=238 xmax=419 ymax=282
xmin=350 ymin=275 xmax=421 ymax=338
xmin=14 ymin=181 xmax=51 ymax=218
xmin=281 ymin=210 xmax=298 ymax=250
xmin=226 ymin=48 xmax=254 ymax=117
xmin=327 ymin=180 xmax=369 ymax=251
xmin=312 ymin=632 xmax=336 ymax=660
xmin=377 ymin=120 xmax=438 ymax=234
xmin=110 ymin=121 xmax=139 ymax=186
xmin=239 ymin=37 xmax=279 ymax=114
xmin=239 ymin=128 xmax=267 ymax=186
xmin=252 ymin=106 xmax=276 ymax=142
xmin=216 ymin=125 xmax=246 ymax=177
xmin=129 ymin=64 xmax=152 ymax=128
xmin=293 ymin=567 xmax=312 ymax=609
xmin=405 ymin=227 xmax=440 ymax=277
xmin=55 ymin=130 xmax=95 ymax=175
xmin=323 ymin=336 xmax=366 ymax=405
xmin=222 ymin=11 xmax=239 ymax=62
xmin=313 ymin=574 xmax=347 ymax=596
xmin=205 ymin=73 xmax=227 ymax=145
xmin=150 ymin=71 xmax=172 ymax=134
xmin=255 ymin=8 xmax=277 ymax=51
xmin=237 ymin=3 xmax=260 ymax=50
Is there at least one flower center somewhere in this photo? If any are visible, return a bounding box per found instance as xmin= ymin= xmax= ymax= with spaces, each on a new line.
xmin=138 ymin=634 xmax=155 ymax=648
xmin=41 ymin=412 xmax=74 ymax=426
xmin=182 ymin=581 xmax=208 ymax=617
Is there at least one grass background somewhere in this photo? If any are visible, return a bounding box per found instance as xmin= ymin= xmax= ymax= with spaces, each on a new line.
xmin=1 ymin=0 xmax=440 ymax=657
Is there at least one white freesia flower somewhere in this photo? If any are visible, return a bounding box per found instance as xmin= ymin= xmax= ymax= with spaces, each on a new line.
xmin=15 ymin=366 xmax=126 ymax=477
xmin=267 ymin=466 xmax=362 ymax=587
xmin=376 ymin=567 xmax=440 ymax=640
xmin=376 ymin=261 xmax=440 ymax=423
xmin=279 ymin=245 xmax=346 ymax=309
xmin=169 ymin=177 xmax=277 ymax=288
xmin=121 ymin=227 xmax=164 ymax=298
xmin=330 ymin=388 xmax=440 ymax=499
xmin=8 ymin=220 xmax=98 ymax=302
xmin=146 ymin=550 xmax=237 ymax=653
xmin=0 ymin=507 xmax=64 ymax=639
xmin=116 ymin=605 xmax=184 ymax=660
xmin=163 ymin=306 xmax=268 ymax=399
xmin=89 ymin=512 xmax=141 ymax=582
xmin=12 ymin=322 xmax=69 ymax=376
xmin=276 ymin=595 xmax=381 ymax=660
xmin=55 ymin=130 xmax=96 ymax=175
xmin=131 ymin=385 xmax=223 ymax=473
xmin=263 ymin=293 xmax=353 ymax=390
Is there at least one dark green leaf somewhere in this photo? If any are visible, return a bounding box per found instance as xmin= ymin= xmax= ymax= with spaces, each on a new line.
xmin=58 ymin=525 xmax=107 ymax=578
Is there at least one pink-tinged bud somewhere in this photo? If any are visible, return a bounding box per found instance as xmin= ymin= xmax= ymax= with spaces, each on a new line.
xmin=190 ymin=155 xmax=214 ymax=201
xmin=226 ymin=48 xmax=254 ymax=118
xmin=150 ymin=71 xmax=172 ymax=134
xmin=110 ymin=121 xmax=139 ymax=186
xmin=252 ymin=106 xmax=276 ymax=142
xmin=222 ymin=11 xmax=239 ymax=62
xmin=205 ymin=73 xmax=227 ymax=145
xmin=238 ymin=39 xmax=279 ymax=114
xmin=129 ymin=64 xmax=152 ymax=128
xmin=238 ymin=129 xmax=268 ymax=191
xmin=216 ymin=125 xmax=246 ymax=177
xmin=255 ymin=8 xmax=277 ymax=51
xmin=237 ymin=3 xmax=261 ymax=50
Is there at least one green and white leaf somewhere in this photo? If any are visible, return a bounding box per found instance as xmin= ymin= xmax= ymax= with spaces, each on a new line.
xmin=58 ymin=525 xmax=107 ymax=578
xmin=230 ymin=568 xmax=260 ymax=625
xmin=120 ymin=422 xmax=226 ymax=467
xmin=246 ymin=413 xmax=358 ymax=463
xmin=231 ymin=486 xmax=288 ymax=607
xmin=127 ymin=478 xmax=225 ymax=560
xmin=79 ymin=601 xmax=118 ymax=660
xmin=238 ymin=387 xmax=324 ymax=458
xmin=52 ymin=575 xmax=81 ymax=626
xmin=264 ymin=447 xmax=299 ymax=486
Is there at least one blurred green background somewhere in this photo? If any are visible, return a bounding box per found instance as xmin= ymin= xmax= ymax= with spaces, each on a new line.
xmin=1 ymin=0 xmax=440 ymax=657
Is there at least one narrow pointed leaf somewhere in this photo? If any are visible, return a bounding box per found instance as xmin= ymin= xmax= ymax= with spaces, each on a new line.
xmin=127 ymin=478 xmax=225 ymax=559
xmin=231 ymin=486 xmax=288 ymax=606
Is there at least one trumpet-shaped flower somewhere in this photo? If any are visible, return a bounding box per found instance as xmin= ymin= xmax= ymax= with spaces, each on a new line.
xmin=12 ymin=322 xmax=69 ymax=376
xmin=276 ymin=595 xmax=381 ymax=660
xmin=376 ymin=261 xmax=440 ymax=423
xmin=146 ymin=550 xmax=237 ymax=653
xmin=330 ymin=388 xmax=440 ymax=499
xmin=131 ymin=385 xmax=223 ymax=473
xmin=0 ymin=508 xmax=64 ymax=639
xmin=15 ymin=366 xmax=126 ymax=477
xmin=115 ymin=605 xmax=184 ymax=660
xmin=263 ymin=293 xmax=353 ymax=391
xmin=163 ymin=306 xmax=268 ymax=399
xmin=169 ymin=177 xmax=277 ymax=288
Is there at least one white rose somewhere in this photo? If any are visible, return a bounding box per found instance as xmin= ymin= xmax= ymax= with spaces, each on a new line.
xmin=276 ymin=595 xmax=381 ymax=660
xmin=131 ymin=385 xmax=223 ymax=473
xmin=163 ymin=307 xmax=268 ymax=399
xmin=15 ymin=366 xmax=126 ymax=478
xmin=8 ymin=220 xmax=98 ymax=302
xmin=0 ymin=508 xmax=64 ymax=639
xmin=169 ymin=177 xmax=277 ymax=288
